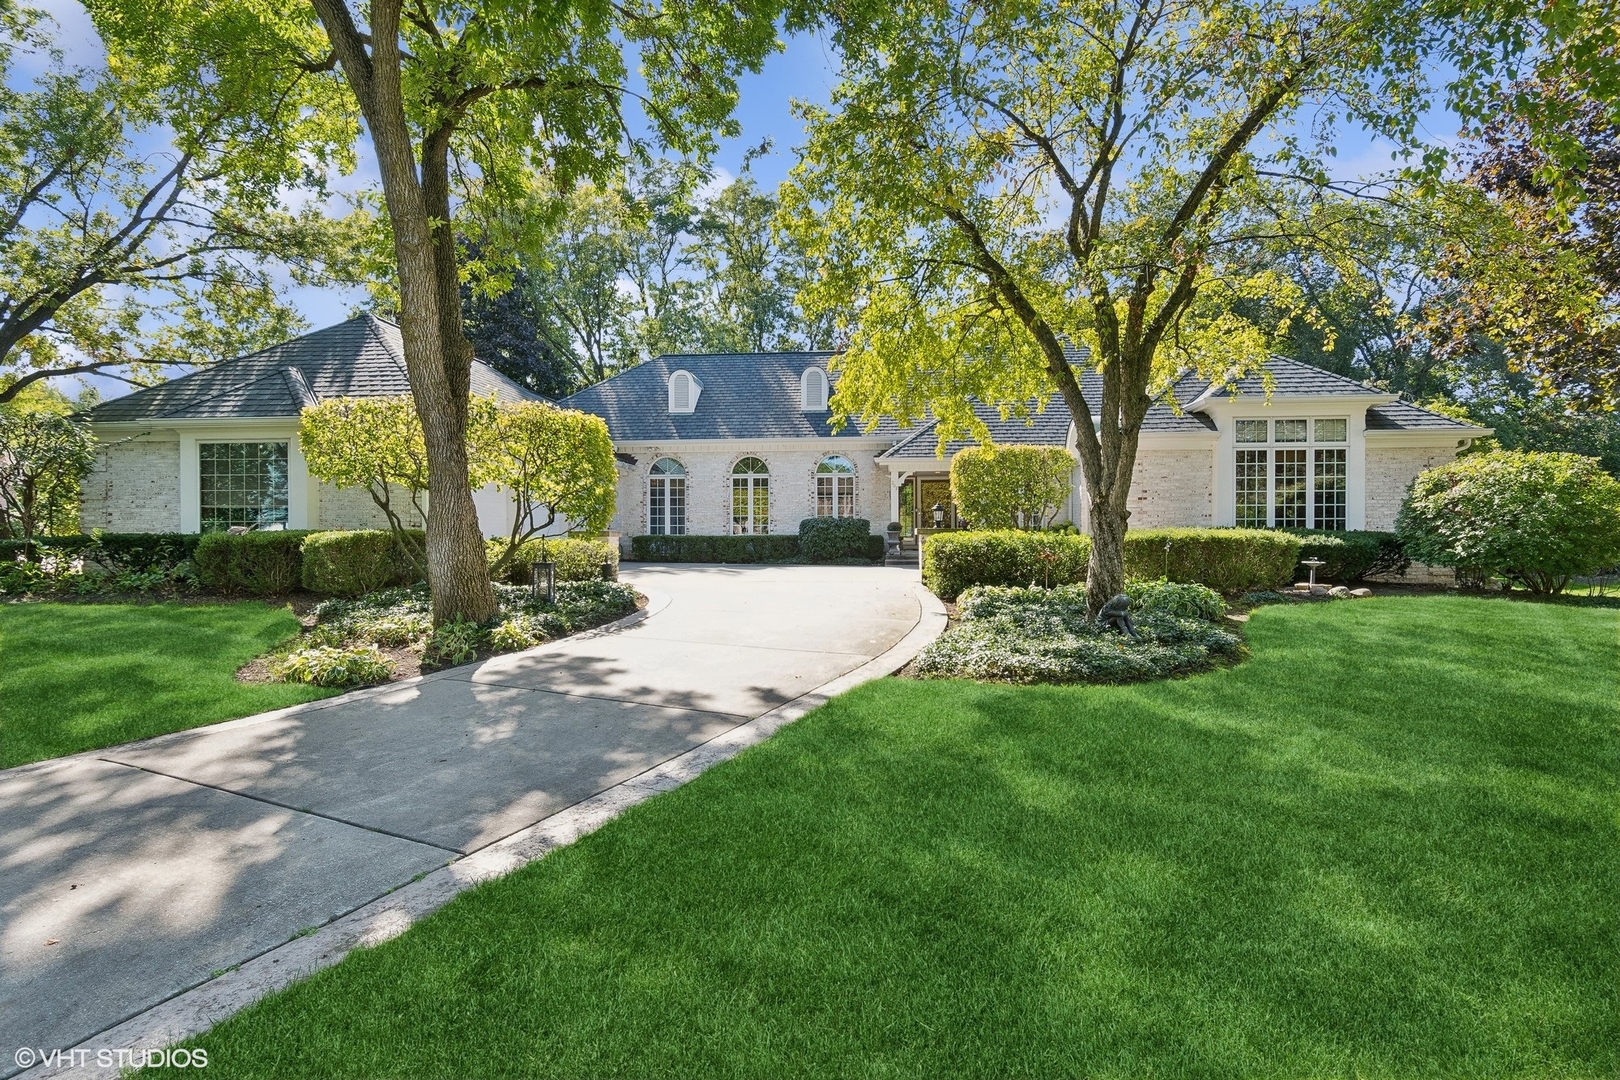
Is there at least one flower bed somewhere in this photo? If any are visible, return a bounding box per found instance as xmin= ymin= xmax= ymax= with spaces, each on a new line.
xmin=914 ymin=581 xmax=1241 ymax=684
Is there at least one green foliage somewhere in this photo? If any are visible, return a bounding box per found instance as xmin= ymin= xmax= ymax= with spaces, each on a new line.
xmin=923 ymin=530 xmax=1092 ymax=601
xmin=489 ymin=617 xmax=548 ymax=652
xmin=1285 ymin=529 xmax=1409 ymax=582
xmin=475 ymin=402 xmax=617 ymax=573
xmin=91 ymin=532 xmax=202 ymax=573
xmin=797 ymin=517 xmax=881 ymax=563
xmin=949 ymin=446 xmax=1074 ymax=530
xmin=917 ymin=583 xmax=1241 ymax=684
xmin=1397 ymin=450 xmax=1620 ymax=593
xmin=1127 ymin=579 xmax=1226 ymax=622
xmin=0 ymin=410 xmax=95 ymax=538
xmin=491 ymin=537 xmax=619 ymax=585
xmin=269 ymin=645 xmax=395 ymax=688
xmin=300 ymin=529 xmax=423 ymax=597
xmin=423 ymin=619 xmax=485 ymax=668
xmin=1123 ymin=528 xmax=1302 ymax=593
xmin=631 ymin=534 xmax=801 ymax=563
xmin=298 ymin=397 xmax=429 ymax=576
xmin=313 ymin=588 xmax=433 ymax=647
xmin=194 ymin=531 xmax=311 ymax=596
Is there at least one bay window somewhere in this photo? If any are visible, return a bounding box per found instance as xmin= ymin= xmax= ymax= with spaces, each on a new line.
xmin=1233 ymin=418 xmax=1347 ymax=530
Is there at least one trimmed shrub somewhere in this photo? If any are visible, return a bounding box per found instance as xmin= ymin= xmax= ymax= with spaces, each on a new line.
xmin=492 ymin=536 xmax=619 ymax=584
xmin=950 ymin=445 xmax=1074 ymax=529
xmin=1285 ymin=529 xmax=1408 ymax=582
xmin=922 ymin=530 xmax=1091 ymax=601
xmin=1127 ymin=579 xmax=1225 ymax=621
xmin=92 ymin=532 xmax=202 ymax=573
xmin=915 ymin=583 xmax=1241 ymax=684
xmin=798 ymin=517 xmax=882 ymax=562
xmin=194 ymin=531 xmax=312 ymax=596
xmin=270 ymin=645 xmax=395 ymax=688
xmin=1397 ymin=450 xmax=1620 ymax=594
xmin=630 ymin=534 xmax=800 ymax=563
xmin=301 ymin=529 xmax=423 ymax=597
xmin=1123 ymin=528 xmax=1300 ymax=593
xmin=0 ymin=533 xmax=98 ymax=562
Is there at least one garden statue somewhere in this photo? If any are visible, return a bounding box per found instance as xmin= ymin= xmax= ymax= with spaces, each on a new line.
xmin=1096 ymin=593 xmax=1142 ymax=641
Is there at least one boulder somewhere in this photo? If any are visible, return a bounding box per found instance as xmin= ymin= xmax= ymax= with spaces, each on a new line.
xmin=1350 ymin=587 xmax=1373 ymax=598
xmin=1328 ymin=585 xmax=1351 ymax=598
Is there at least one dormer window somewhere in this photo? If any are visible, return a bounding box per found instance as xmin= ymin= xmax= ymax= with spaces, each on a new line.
xmin=668 ymin=369 xmax=701 ymax=414
xmin=800 ymin=366 xmax=829 ymax=412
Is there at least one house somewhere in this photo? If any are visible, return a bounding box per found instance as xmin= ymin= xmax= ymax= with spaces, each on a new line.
xmin=77 ymin=314 xmax=544 ymax=536
xmin=79 ymin=315 xmax=1489 ymax=546
xmin=561 ymin=350 xmax=1488 ymax=542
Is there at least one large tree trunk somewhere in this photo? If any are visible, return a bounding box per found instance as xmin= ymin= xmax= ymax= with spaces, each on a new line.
xmin=1085 ymin=493 xmax=1129 ymax=609
xmin=312 ymin=0 xmax=497 ymax=626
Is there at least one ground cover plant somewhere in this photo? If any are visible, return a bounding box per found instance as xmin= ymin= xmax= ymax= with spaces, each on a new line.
xmin=0 ymin=602 xmax=331 ymax=767
xmin=915 ymin=581 xmax=1240 ymax=684
xmin=141 ymin=597 xmax=1617 ymax=1078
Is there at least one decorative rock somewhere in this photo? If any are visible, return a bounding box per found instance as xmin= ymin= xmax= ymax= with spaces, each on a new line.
xmin=1350 ymin=587 xmax=1373 ymax=598
xmin=1309 ymin=584 xmax=1329 ymax=596
xmin=1328 ymin=585 xmax=1351 ymax=598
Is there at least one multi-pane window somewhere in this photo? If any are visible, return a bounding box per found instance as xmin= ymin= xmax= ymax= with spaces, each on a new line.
xmin=1231 ymin=419 xmax=1349 ymax=529
xmin=199 ymin=442 xmax=288 ymax=531
xmin=815 ymin=456 xmax=856 ymax=517
xmin=731 ymin=457 xmax=770 ymax=534
xmin=648 ymin=457 xmax=686 ymax=535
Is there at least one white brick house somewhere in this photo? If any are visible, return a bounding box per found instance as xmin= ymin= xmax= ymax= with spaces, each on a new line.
xmin=561 ymin=351 xmax=1488 ymax=544
xmin=79 ymin=317 xmax=1488 ymax=546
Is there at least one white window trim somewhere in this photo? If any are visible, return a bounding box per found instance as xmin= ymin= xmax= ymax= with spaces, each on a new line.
xmin=178 ymin=426 xmax=311 ymax=532
xmin=646 ymin=457 xmax=688 ymax=535
xmin=1230 ymin=416 xmax=1352 ymax=530
xmin=1209 ymin=403 xmax=1368 ymax=530
xmin=668 ymin=370 xmax=702 ymax=414
xmin=801 ymin=367 xmax=829 ymax=412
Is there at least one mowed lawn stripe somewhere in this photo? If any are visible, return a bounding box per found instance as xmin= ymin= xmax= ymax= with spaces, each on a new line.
xmin=146 ymin=597 xmax=1618 ymax=1078
xmin=0 ymin=602 xmax=332 ymax=767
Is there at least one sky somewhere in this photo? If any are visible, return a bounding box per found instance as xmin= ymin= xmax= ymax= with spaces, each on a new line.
xmin=17 ymin=3 xmax=1457 ymax=402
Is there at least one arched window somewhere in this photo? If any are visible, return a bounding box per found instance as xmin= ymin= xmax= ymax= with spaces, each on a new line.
xmin=815 ymin=455 xmax=856 ymax=518
xmin=731 ymin=456 xmax=770 ymax=534
xmin=648 ymin=458 xmax=687 ymax=535
xmin=668 ymin=370 xmax=701 ymax=414
xmin=800 ymin=366 xmax=829 ymax=411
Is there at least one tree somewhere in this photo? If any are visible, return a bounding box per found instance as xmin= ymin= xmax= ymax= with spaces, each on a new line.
xmin=94 ymin=0 xmax=794 ymax=626
xmin=950 ymin=446 xmax=1074 ymax=531
xmin=0 ymin=410 xmax=95 ymax=541
xmin=475 ymin=402 xmax=617 ymax=575
xmin=298 ymin=396 xmax=443 ymax=578
xmin=0 ymin=5 xmax=356 ymax=406
xmin=785 ymin=0 xmax=1471 ymax=614
xmin=1397 ymin=450 xmax=1620 ymax=594
xmin=461 ymin=256 xmax=575 ymax=399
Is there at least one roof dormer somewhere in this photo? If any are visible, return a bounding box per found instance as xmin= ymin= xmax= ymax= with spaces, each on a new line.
xmin=800 ymin=366 xmax=829 ymax=412
xmin=668 ymin=369 xmax=701 ymax=414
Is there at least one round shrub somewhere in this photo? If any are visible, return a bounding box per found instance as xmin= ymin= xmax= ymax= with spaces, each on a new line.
xmin=492 ymin=536 xmax=620 ymax=584
xmin=1127 ymin=579 xmax=1225 ymax=621
xmin=195 ymin=530 xmax=312 ymax=596
xmin=798 ymin=517 xmax=881 ymax=562
xmin=270 ymin=645 xmax=395 ymax=688
xmin=1396 ymin=450 xmax=1620 ymax=594
xmin=301 ymin=529 xmax=423 ymax=597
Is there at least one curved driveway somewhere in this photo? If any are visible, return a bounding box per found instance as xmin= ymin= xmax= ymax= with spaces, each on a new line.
xmin=0 ymin=564 xmax=929 ymax=1074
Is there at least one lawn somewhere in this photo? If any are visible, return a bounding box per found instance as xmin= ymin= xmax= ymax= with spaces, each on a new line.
xmin=0 ymin=602 xmax=334 ymax=767
xmin=147 ymin=596 xmax=1617 ymax=1078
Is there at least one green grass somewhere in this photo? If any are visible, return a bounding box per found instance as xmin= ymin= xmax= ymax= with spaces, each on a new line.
xmin=150 ymin=597 xmax=1617 ymax=1078
xmin=0 ymin=601 xmax=334 ymax=767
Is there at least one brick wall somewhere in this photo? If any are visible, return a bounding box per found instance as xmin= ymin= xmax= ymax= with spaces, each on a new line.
xmin=79 ymin=437 xmax=182 ymax=533
xmin=613 ymin=445 xmax=887 ymax=537
xmin=1365 ymin=446 xmax=1460 ymax=532
xmin=1128 ymin=448 xmax=1214 ymax=527
xmin=315 ymin=482 xmax=424 ymax=531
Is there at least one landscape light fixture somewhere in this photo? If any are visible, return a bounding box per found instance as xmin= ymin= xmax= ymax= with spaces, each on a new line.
xmin=931 ymin=502 xmax=945 ymax=529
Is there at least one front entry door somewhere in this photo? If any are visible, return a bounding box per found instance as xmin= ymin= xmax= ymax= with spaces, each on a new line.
xmin=916 ymin=478 xmax=959 ymax=531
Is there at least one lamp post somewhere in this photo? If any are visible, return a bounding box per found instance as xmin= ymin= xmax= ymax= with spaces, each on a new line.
xmin=930 ymin=502 xmax=945 ymax=530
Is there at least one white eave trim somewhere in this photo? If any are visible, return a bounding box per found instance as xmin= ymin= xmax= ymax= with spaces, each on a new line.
xmin=1188 ymin=389 xmax=1399 ymax=413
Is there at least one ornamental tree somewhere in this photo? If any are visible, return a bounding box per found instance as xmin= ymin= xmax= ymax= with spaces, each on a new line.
xmin=784 ymin=0 xmax=1589 ymax=615
xmin=474 ymin=402 xmax=617 ymax=576
xmin=950 ymin=446 xmax=1073 ymax=531
xmin=92 ymin=0 xmax=797 ymax=627
xmin=1396 ymin=450 xmax=1620 ymax=594
xmin=298 ymin=396 xmax=449 ymax=579
xmin=0 ymin=410 xmax=95 ymax=543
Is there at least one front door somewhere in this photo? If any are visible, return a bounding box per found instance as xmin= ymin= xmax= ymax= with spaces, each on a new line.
xmin=916 ymin=477 xmax=960 ymax=531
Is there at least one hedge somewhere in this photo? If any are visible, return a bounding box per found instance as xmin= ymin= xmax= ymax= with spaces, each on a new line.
xmin=493 ymin=537 xmax=620 ymax=583
xmin=798 ymin=517 xmax=884 ymax=563
xmin=0 ymin=532 xmax=200 ymax=572
xmin=194 ymin=530 xmax=313 ymax=596
xmin=302 ymin=529 xmax=424 ymax=597
xmin=1123 ymin=527 xmax=1301 ymax=592
xmin=922 ymin=530 xmax=1092 ymax=601
xmin=631 ymin=534 xmax=801 ymax=563
xmin=1284 ymin=529 xmax=1408 ymax=582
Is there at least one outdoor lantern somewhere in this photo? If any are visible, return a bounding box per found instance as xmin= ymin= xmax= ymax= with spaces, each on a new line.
xmin=531 ymin=560 xmax=556 ymax=604
xmin=931 ymin=502 xmax=945 ymax=528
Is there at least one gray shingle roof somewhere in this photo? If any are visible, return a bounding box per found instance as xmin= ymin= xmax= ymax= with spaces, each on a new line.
xmin=1193 ymin=355 xmax=1389 ymax=399
xmin=1365 ymin=400 xmax=1480 ymax=430
xmin=561 ymin=352 xmax=904 ymax=441
xmin=85 ymin=314 xmax=541 ymax=422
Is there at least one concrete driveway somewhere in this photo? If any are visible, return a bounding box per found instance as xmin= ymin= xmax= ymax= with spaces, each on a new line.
xmin=0 ymin=564 xmax=929 ymax=1073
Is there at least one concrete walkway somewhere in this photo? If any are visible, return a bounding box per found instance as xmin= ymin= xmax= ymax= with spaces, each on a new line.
xmin=1 ymin=564 xmax=936 ymax=1075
